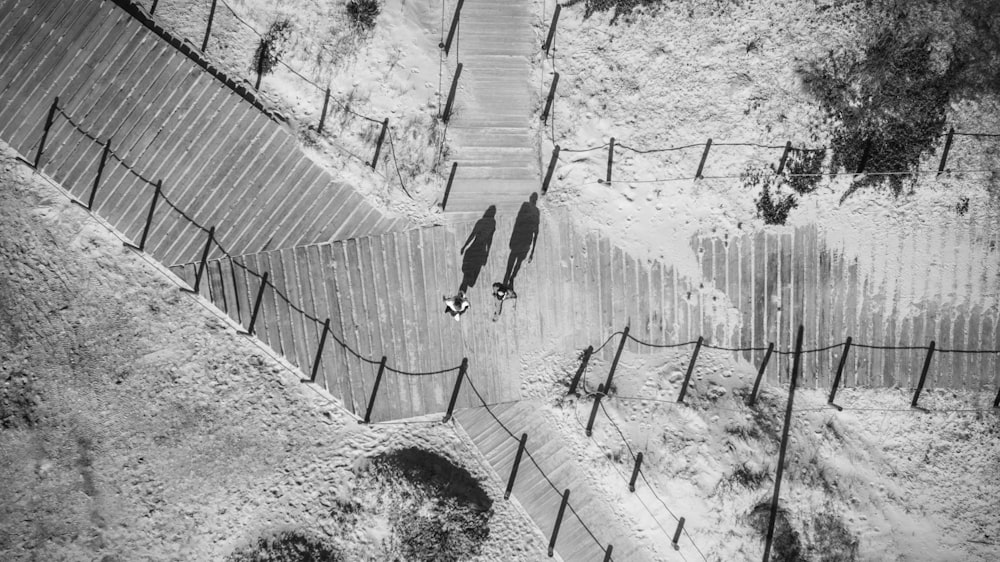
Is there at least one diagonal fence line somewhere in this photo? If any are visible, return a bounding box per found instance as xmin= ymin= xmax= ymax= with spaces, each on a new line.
xmin=595 ymin=399 xmax=709 ymax=562
xmin=136 ymin=0 xmax=412 ymax=194
xmin=48 ymin=103 xmax=455 ymax=378
xmin=462 ymin=375 xmax=615 ymax=560
xmin=556 ymin=131 xmax=1000 ymax=155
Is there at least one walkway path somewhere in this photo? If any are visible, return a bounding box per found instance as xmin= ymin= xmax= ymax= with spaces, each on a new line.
xmin=443 ymin=0 xmax=540 ymax=214
xmin=455 ymin=401 xmax=651 ymax=561
xmin=0 ymin=0 xmax=405 ymax=268
xmin=3 ymin=2 xmax=998 ymax=560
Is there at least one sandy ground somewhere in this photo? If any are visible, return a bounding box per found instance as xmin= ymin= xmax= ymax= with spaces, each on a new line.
xmin=541 ymin=0 xmax=1000 ymax=281
xmin=0 ymin=147 xmax=549 ymax=561
xmin=517 ymin=342 xmax=1000 ymax=561
xmin=137 ymin=0 xmax=455 ymax=224
xmin=3 ymin=1 xmax=1000 ymax=560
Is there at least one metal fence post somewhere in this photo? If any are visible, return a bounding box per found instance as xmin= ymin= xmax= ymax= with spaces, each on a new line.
xmin=242 ymin=271 xmax=268 ymax=335
xmin=748 ymin=342 xmax=774 ymax=406
xmin=547 ymin=488 xmax=570 ymax=556
xmin=33 ymin=96 xmax=60 ymax=169
xmin=762 ymin=325 xmax=803 ymax=562
xmin=568 ymin=345 xmax=592 ymax=395
xmin=371 ymin=118 xmax=389 ymax=169
xmin=585 ymin=383 xmax=604 ymax=436
xmin=202 ymin=0 xmax=217 ymax=52
xmin=605 ymin=137 xmax=615 ymax=183
xmin=937 ymin=127 xmax=954 ymax=176
xmin=541 ymin=72 xmax=559 ymax=123
xmin=318 ymin=86 xmax=331 ymax=134
xmin=363 ymin=356 xmax=388 ymax=423
xmin=828 ymin=337 xmax=851 ymax=409
xmin=672 ymin=517 xmax=686 ymax=549
xmin=85 ymin=138 xmax=111 ymax=210
xmin=776 ymin=141 xmax=792 ymax=175
xmin=677 ymin=336 xmax=703 ymax=403
xmin=628 ymin=451 xmax=643 ymax=492
xmin=183 ymin=226 xmax=215 ymax=294
xmin=542 ymin=4 xmax=561 ymax=55
xmin=308 ymin=318 xmax=331 ymax=383
xmin=441 ymin=162 xmax=457 ymax=210
xmin=504 ymin=433 xmax=527 ymax=500
xmin=911 ymin=341 xmax=935 ymax=408
xmin=603 ymin=326 xmax=629 ymax=393
xmin=127 ymin=179 xmax=162 ymax=252
xmin=443 ymin=358 xmax=468 ymax=422
xmin=443 ymin=63 xmax=463 ymax=124
xmin=441 ymin=0 xmax=465 ymax=56
xmin=695 ymin=138 xmax=712 ymax=179
xmin=541 ymin=145 xmax=560 ymax=194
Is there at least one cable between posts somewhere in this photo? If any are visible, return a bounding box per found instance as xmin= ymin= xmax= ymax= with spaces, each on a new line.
xmin=54 ymin=104 xmax=448 ymax=375
xmin=462 ymin=376 xmax=613 ymax=558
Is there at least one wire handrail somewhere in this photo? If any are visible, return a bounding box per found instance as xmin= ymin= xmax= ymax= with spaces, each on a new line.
xmin=614 ymin=330 xmax=999 ymax=355
xmin=137 ymin=0 xmax=414 ymax=196
xmin=557 ymin=131 xmax=1000 ymax=156
xmin=462 ymin=375 xmax=614 ymax=559
xmin=51 ymin=103 xmax=450 ymax=378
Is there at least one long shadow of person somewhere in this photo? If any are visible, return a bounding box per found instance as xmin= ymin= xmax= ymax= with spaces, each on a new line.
xmin=503 ymin=193 xmax=539 ymax=290
xmin=459 ymin=205 xmax=497 ymax=293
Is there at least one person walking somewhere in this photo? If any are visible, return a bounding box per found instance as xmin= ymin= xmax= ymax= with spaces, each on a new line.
xmin=443 ymin=291 xmax=470 ymax=321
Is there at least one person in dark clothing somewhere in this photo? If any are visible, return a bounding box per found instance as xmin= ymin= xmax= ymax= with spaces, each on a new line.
xmin=503 ymin=193 xmax=539 ymax=290
xmin=491 ymin=282 xmax=517 ymax=321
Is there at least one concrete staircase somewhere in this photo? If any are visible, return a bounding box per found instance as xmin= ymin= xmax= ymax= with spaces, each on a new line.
xmin=455 ymin=402 xmax=649 ymax=561
xmin=444 ymin=0 xmax=540 ymax=214
xmin=0 ymin=0 xmax=405 ymax=269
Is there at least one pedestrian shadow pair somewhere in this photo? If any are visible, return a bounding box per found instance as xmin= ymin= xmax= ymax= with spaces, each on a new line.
xmin=459 ymin=193 xmax=539 ymax=294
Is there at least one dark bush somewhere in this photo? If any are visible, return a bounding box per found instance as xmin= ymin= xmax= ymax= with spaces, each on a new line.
xmin=346 ymin=0 xmax=380 ymax=32
xmin=226 ymin=530 xmax=344 ymax=562
xmin=368 ymin=448 xmax=493 ymax=562
xmin=784 ymin=148 xmax=826 ymax=195
xmin=810 ymin=513 xmax=859 ymax=562
xmin=748 ymin=502 xmax=803 ymax=562
xmin=252 ymin=19 xmax=292 ymax=77
xmin=797 ymin=0 xmax=1000 ymax=200
xmin=563 ymin=0 xmax=661 ymax=24
xmin=743 ymin=165 xmax=797 ymax=225
xmin=799 ymin=30 xmax=952 ymax=199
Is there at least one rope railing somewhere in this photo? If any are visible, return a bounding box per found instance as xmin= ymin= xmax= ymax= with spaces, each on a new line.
xmin=557 ymin=131 xmax=1000 ymax=156
xmin=575 ymin=328 xmax=1000 ymax=413
xmin=568 ymin=340 xmax=709 ymax=559
xmin=38 ymin=100 xmax=458 ymax=384
xmin=571 ymin=324 xmax=999 ymax=560
xmin=135 ymin=0 xmax=416 ymax=198
xmin=623 ymin=331 xmax=1000 ymax=355
xmin=537 ymin=6 xmax=1000 ymax=195
xmin=462 ymin=375 xmax=615 ymax=560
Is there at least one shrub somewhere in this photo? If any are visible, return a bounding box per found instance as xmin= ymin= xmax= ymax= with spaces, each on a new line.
xmin=346 ymin=0 xmax=380 ymax=32
xmin=784 ymin=148 xmax=826 ymax=195
xmin=226 ymin=530 xmax=344 ymax=562
xmin=252 ymin=19 xmax=293 ymax=77
xmin=742 ymin=165 xmax=797 ymax=225
xmin=748 ymin=502 xmax=803 ymax=562
xmin=563 ymin=0 xmax=661 ymax=24
xmin=365 ymin=448 xmax=494 ymax=562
